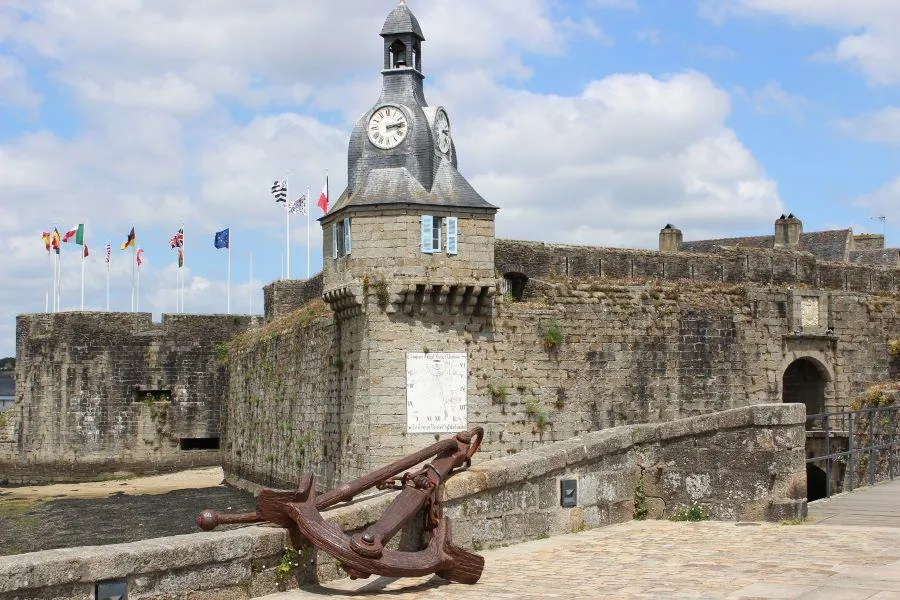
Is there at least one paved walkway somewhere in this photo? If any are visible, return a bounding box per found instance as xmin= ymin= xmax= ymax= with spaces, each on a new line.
xmin=264 ymin=480 xmax=900 ymax=600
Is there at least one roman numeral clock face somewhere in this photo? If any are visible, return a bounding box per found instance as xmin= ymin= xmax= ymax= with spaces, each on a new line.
xmin=368 ymin=105 xmax=408 ymax=150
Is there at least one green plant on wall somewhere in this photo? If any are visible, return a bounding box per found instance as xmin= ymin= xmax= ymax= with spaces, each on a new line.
xmin=214 ymin=342 xmax=230 ymax=365
xmin=488 ymin=383 xmax=508 ymax=405
xmin=525 ymin=399 xmax=548 ymax=432
xmin=275 ymin=547 xmax=299 ymax=582
xmin=669 ymin=502 xmax=709 ymax=522
xmin=541 ymin=321 xmax=564 ymax=351
xmin=888 ymin=339 xmax=900 ymax=357
xmin=633 ymin=471 xmax=649 ymax=521
xmin=374 ymin=278 xmax=389 ymax=309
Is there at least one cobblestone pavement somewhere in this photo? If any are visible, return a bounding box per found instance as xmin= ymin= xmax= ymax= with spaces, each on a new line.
xmin=264 ymin=481 xmax=900 ymax=599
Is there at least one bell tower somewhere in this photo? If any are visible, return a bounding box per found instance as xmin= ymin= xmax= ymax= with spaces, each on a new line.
xmin=321 ymin=0 xmax=498 ymax=320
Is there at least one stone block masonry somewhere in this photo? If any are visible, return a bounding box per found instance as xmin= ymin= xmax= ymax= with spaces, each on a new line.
xmin=0 ymin=312 xmax=253 ymax=485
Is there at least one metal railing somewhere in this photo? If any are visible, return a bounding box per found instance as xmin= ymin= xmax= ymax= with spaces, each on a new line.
xmin=805 ymin=405 xmax=899 ymax=498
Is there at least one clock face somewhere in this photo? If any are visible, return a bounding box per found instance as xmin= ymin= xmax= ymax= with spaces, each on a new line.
xmin=367 ymin=105 xmax=408 ymax=150
xmin=434 ymin=109 xmax=452 ymax=155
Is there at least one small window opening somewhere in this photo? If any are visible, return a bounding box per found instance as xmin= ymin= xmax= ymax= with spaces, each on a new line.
xmin=777 ymin=301 xmax=788 ymax=319
xmin=133 ymin=389 xmax=171 ymax=403
xmin=180 ymin=438 xmax=220 ymax=451
xmin=432 ymin=216 xmax=443 ymax=252
xmin=504 ymin=273 xmax=528 ymax=301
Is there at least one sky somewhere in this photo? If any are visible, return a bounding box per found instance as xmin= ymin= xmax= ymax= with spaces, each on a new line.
xmin=1 ymin=0 xmax=899 ymax=358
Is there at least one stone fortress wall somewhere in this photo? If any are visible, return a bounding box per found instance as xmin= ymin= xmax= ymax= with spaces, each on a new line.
xmin=0 ymin=312 xmax=253 ymax=484
xmin=221 ymin=238 xmax=900 ymax=492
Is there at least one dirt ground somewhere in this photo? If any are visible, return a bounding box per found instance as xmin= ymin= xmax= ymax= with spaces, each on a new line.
xmin=0 ymin=468 xmax=257 ymax=556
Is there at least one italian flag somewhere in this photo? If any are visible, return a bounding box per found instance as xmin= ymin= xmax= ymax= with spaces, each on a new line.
xmin=62 ymin=224 xmax=85 ymax=245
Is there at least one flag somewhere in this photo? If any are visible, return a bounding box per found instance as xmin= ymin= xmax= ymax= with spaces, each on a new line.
xmin=271 ymin=180 xmax=287 ymax=203
xmin=177 ymin=247 xmax=184 ymax=268
xmin=105 ymin=243 xmax=111 ymax=265
xmin=289 ymin=193 xmax=307 ymax=215
xmin=136 ymin=248 xmax=144 ymax=267
xmin=317 ymin=177 xmax=329 ymax=213
xmin=41 ymin=232 xmax=51 ymax=252
xmin=83 ymin=243 xmax=90 ymax=258
xmin=52 ymin=229 xmax=61 ymax=254
xmin=214 ymin=228 xmax=230 ymax=249
xmin=62 ymin=224 xmax=85 ymax=245
xmin=120 ymin=227 xmax=136 ymax=250
xmin=169 ymin=228 xmax=184 ymax=249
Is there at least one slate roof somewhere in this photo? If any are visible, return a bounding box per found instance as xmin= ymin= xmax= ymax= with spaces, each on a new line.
xmin=0 ymin=372 xmax=14 ymax=397
xmin=381 ymin=2 xmax=425 ymax=40
xmin=679 ymin=229 xmax=853 ymax=262
xmin=332 ymin=163 xmax=497 ymax=213
xmin=849 ymin=249 xmax=900 ymax=267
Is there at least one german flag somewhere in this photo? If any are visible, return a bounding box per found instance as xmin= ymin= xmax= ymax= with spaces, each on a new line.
xmin=120 ymin=227 xmax=136 ymax=250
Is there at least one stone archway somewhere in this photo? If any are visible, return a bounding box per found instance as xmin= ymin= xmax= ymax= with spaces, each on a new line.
xmin=782 ymin=357 xmax=830 ymax=417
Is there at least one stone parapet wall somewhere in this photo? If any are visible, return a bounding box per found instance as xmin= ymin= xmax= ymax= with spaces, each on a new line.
xmin=0 ymin=405 xmax=805 ymax=599
xmin=263 ymin=274 xmax=323 ymax=322
xmin=0 ymin=312 xmax=253 ymax=485
xmin=0 ymin=526 xmax=291 ymax=600
xmin=496 ymin=239 xmax=899 ymax=293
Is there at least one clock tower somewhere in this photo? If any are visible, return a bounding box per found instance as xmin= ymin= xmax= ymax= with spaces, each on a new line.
xmin=321 ymin=0 xmax=498 ymax=319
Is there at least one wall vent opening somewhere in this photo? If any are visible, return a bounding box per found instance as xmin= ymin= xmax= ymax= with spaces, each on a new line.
xmin=180 ymin=438 xmax=220 ymax=451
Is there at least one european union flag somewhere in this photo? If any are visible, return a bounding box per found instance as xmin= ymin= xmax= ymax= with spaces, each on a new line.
xmin=214 ymin=228 xmax=229 ymax=249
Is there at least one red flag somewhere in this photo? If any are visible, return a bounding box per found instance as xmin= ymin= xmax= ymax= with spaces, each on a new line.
xmin=317 ymin=176 xmax=328 ymax=213
xmin=136 ymin=248 xmax=144 ymax=267
xmin=83 ymin=244 xmax=90 ymax=258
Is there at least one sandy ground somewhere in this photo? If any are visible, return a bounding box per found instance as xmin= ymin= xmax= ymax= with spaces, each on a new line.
xmin=0 ymin=467 xmax=225 ymax=502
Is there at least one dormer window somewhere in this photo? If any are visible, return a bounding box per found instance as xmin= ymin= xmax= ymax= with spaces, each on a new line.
xmin=390 ymin=40 xmax=407 ymax=68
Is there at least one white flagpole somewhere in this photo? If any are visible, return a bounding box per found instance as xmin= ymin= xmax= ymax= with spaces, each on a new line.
xmin=45 ymin=250 xmax=50 ymax=313
xmin=131 ymin=245 xmax=136 ymax=312
xmin=249 ymin=251 xmax=254 ymax=315
xmin=227 ymin=237 xmax=232 ymax=315
xmin=285 ymin=173 xmax=291 ymax=280
xmin=136 ymin=256 xmax=141 ymax=312
xmin=80 ymin=224 xmax=85 ymax=311
xmin=306 ymin=185 xmax=311 ymax=278
xmin=181 ymin=223 xmax=186 ymax=314
xmin=106 ymin=248 xmax=110 ymax=312
xmin=56 ymin=250 xmax=61 ymax=313
xmin=80 ymin=244 xmax=85 ymax=311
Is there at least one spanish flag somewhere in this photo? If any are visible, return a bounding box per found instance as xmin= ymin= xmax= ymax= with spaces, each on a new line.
xmin=41 ymin=231 xmax=51 ymax=252
xmin=120 ymin=227 xmax=136 ymax=250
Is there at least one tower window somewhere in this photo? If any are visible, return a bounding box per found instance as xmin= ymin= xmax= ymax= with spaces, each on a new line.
xmin=332 ymin=218 xmax=352 ymax=259
xmin=432 ymin=216 xmax=442 ymax=252
xmin=421 ymin=215 xmax=458 ymax=255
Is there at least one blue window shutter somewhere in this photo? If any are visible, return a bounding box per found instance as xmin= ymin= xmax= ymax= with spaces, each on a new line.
xmin=332 ymin=222 xmax=338 ymax=259
xmin=343 ymin=217 xmax=351 ymax=255
xmin=420 ymin=215 xmax=434 ymax=253
xmin=446 ymin=217 xmax=458 ymax=255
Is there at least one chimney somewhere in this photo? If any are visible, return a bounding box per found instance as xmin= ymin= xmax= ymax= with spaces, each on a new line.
xmin=659 ymin=224 xmax=682 ymax=252
xmin=774 ymin=214 xmax=802 ymax=248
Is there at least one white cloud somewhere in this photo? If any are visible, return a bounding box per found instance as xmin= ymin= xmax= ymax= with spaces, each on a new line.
xmin=856 ymin=178 xmax=900 ymax=224
xmin=703 ymin=0 xmax=900 ymax=85
xmin=735 ymin=81 xmax=809 ymax=119
xmin=838 ymin=107 xmax=900 ymax=144
xmin=437 ymin=71 xmax=782 ymax=247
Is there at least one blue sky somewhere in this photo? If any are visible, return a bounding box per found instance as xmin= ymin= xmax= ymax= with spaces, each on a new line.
xmin=1 ymin=0 xmax=899 ymax=357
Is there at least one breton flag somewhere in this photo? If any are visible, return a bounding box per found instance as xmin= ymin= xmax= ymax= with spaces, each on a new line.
xmin=289 ymin=192 xmax=307 ymax=215
xmin=136 ymin=248 xmax=144 ymax=267
xmin=105 ymin=243 xmax=111 ymax=264
xmin=62 ymin=224 xmax=84 ymax=244
xmin=271 ymin=180 xmax=287 ymax=203
xmin=317 ymin=176 xmax=329 ymax=213
xmin=120 ymin=227 xmax=136 ymax=250
xmin=41 ymin=231 xmax=52 ymax=252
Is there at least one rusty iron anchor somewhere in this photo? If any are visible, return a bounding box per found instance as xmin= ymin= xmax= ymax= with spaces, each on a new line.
xmin=197 ymin=427 xmax=485 ymax=584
